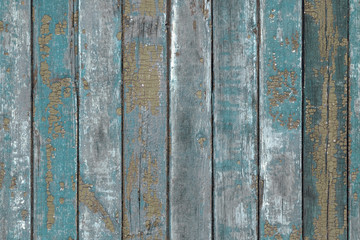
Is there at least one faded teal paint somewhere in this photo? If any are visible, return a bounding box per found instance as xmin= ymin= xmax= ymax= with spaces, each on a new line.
xmin=259 ymin=0 xmax=302 ymax=239
xmin=122 ymin=0 xmax=168 ymax=238
xmin=0 ymin=0 xmax=31 ymax=239
xmin=78 ymin=0 xmax=122 ymax=238
xmin=169 ymin=1 xmax=212 ymax=239
xmin=33 ymin=0 xmax=77 ymax=238
xmin=213 ymin=0 xmax=258 ymax=239
xmin=349 ymin=0 xmax=359 ymax=238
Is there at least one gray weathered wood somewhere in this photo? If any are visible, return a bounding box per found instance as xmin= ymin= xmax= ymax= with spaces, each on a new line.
xmin=169 ymin=0 xmax=212 ymax=239
xmin=0 ymin=0 xmax=31 ymax=238
xmin=213 ymin=0 xmax=258 ymax=239
xmin=122 ymin=0 xmax=168 ymax=239
xmin=78 ymin=0 xmax=122 ymax=238
xmin=259 ymin=0 xmax=303 ymax=238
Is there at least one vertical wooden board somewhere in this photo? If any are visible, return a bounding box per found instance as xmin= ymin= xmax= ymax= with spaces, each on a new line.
xmin=0 ymin=0 xmax=31 ymax=238
xmin=350 ymin=0 xmax=360 ymax=238
xmin=213 ymin=0 xmax=258 ymax=239
xmin=303 ymin=0 xmax=349 ymax=239
xmin=78 ymin=0 xmax=122 ymax=238
xmin=33 ymin=0 xmax=77 ymax=238
xmin=169 ymin=1 xmax=212 ymax=239
xmin=259 ymin=0 xmax=302 ymax=239
xmin=122 ymin=0 xmax=167 ymax=238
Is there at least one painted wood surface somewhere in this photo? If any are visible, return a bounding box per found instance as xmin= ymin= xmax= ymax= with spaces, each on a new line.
xmin=78 ymin=0 xmax=122 ymax=239
xmin=259 ymin=0 xmax=303 ymax=239
xmin=213 ymin=0 xmax=258 ymax=239
xmin=122 ymin=0 xmax=168 ymax=239
xmin=350 ymin=0 xmax=360 ymax=238
xmin=169 ymin=0 xmax=212 ymax=239
xmin=0 ymin=0 xmax=31 ymax=239
xmin=32 ymin=0 xmax=78 ymax=238
xmin=3 ymin=0 xmax=360 ymax=239
xmin=303 ymin=0 xmax=349 ymax=239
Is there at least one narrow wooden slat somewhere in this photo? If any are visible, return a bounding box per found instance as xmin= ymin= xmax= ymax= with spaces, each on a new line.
xmin=350 ymin=0 xmax=360 ymax=238
xmin=33 ymin=1 xmax=77 ymax=238
xmin=259 ymin=0 xmax=302 ymax=238
xmin=122 ymin=0 xmax=168 ymax=238
xmin=78 ymin=0 xmax=122 ymax=238
xmin=169 ymin=1 xmax=212 ymax=239
xmin=0 ymin=0 xmax=31 ymax=238
xmin=303 ymin=0 xmax=349 ymax=239
xmin=213 ymin=0 xmax=258 ymax=239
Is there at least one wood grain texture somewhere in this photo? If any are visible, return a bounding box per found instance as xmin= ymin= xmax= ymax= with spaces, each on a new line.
xmin=0 ymin=0 xmax=31 ymax=239
xmin=303 ymin=0 xmax=348 ymax=239
xmin=350 ymin=0 xmax=360 ymax=238
xmin=32 ymin=0 xmax=77 ymax=238
xmin=259 ymin=0 xmax=303 ymax=238
xmin=78 ymin=0 xmax=122 ymax=239
xmin=122 ymin=0 xmax=168 ymax=239
xmin=213 ymin=0 xmax=258 ymax=239
xmin=169 ymin=1 xmax=212 ymax=239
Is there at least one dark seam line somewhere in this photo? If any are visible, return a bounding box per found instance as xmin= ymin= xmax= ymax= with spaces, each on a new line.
xmin=210 ymin=0 xmax=215 ymax=239
xmin=73 ymin=0 xmax=80 ymax=239
xmin=165 ymin=0 xmax=172 ymax=239
xmin=30 ymin=1 xmax=34 ymax=239
xmin=301 ymin=0 xmax=305 ymax=238
xmin=121 ymin=0 xmax=125 ymax=238
xmin=256 ymin=0 xmax=261 ymax=238
xmin=346 ymin=0 xmax=350 ymax=237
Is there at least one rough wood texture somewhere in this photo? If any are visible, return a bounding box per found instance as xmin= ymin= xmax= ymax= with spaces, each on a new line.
xmin=122 ymin=0 xmax=168 ymax=239
xmin=78 ymin=0 xmax=122 ymax=239
xmin=303 ymin=0 xmax=349 ymax=239
xmin=349 ymin=0 xmax=359 ymax=238
xmin=259 ymin=0 xmax=303 ymax=239
xmin=32 ymin=0 xmax=77 ymax=238
xmin=169 ymin=1 xmax=212 ymax=239
xmin=0 ymin=0 xmax=31 ymax=238
xmin=213 ymin=0 xmax=258 ymax=239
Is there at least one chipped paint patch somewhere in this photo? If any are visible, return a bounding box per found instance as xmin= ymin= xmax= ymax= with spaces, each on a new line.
xmin=79 ymin=177 xmax=115 ymax=233
xmin=124 ymin=0 xmax=164 ymax=17
xmin=0 ymin=163 xmax=5 ymax=189
xmin=21 ymin=210 xmax=28 ymax=221
xmin=55 ymin=20 xmax=67 ymax=35
xmin=267 ymin=56 xmax=299 ymax=129
xmin=0 ymin=21 xmax=3 ymax=32
xmin=3 ymin=118 xmax=10 ymax=131
xmin=123 ymin=43 xmax=162 ymax=115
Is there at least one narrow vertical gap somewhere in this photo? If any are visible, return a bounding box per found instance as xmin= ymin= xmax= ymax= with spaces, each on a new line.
xmin=73 ymin=0 xmax=80 ymax=239
xmin=346 ymin=0 xmax=350 ymax=237
xmin=30 ymin=1 xmax=34 ymax=239
xmin=165 ymin=0 xmax=172 ymax=239
xmin=256 ymin=0 xmax=261 ymax=239
xmin=210 ymin=0 xmax=215 ymax=239
xmin=121 ymin=0 xmax=125 ymax=238
xmin=301 ymin=0 xmax=305 ymax=238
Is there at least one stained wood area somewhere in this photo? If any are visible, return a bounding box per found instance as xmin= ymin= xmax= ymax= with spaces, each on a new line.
xmin=1 ymin=0 xmax=360 ymax=239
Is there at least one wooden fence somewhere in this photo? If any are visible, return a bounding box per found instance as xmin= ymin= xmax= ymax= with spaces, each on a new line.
xmin=0 ymin=0 xmax=359 ymax=239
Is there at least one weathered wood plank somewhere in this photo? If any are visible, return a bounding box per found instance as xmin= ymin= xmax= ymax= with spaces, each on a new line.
xmin=33 ymin=1 xmax=77 ymax=238
xmin=349 ymin=0 xmax=359 ymax=238
xmin=303 ymin=0 xmax=349 ymax=239
xmin=259 ymin=0 xmax=303 ymax=238
xmin=213 ymin=0 xmax=258 ymax=239
xmin=78 ymin=0 xmax=122 ymax=239
xmin=122 ymin=0 xmax=168 ymax=238
xmin=0 ymin=0 xmax=31 ymax=238
xmin=169 ymin=1 xmax=212 ymax=239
